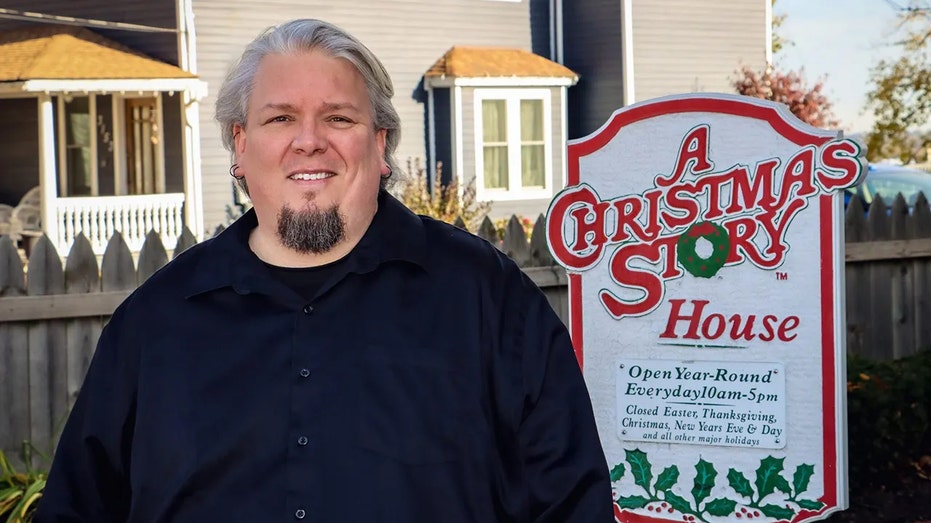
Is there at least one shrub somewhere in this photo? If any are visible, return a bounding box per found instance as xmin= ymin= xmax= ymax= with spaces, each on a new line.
xmin=845 ymin=350 xmax=931 ymax=495
xmin=394 ymin=158 xmax=490 ymax=230
xmin=0 ymin=446 xmax=46 ymax=523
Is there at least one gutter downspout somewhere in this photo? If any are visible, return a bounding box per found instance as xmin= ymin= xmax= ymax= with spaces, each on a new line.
xmin=620 ymin=0 xmax=635 ymax=105
xmin=177 ymin=0 xmax=205 ymax=239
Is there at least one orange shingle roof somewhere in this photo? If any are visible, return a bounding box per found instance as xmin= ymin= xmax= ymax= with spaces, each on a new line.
xmin=0 ymin=25 xmax=195 ymax=81
xmin=425 ymin=46 xmax=577 ymax=79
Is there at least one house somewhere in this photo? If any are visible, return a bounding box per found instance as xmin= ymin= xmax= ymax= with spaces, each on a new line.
xmin=0 ymin=0 xmax=769 ymax=254
xmin=0 ymin=1 xmax=205 ymax=255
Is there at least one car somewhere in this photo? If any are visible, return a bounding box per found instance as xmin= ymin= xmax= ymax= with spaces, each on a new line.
xmin=844 ymin=164 xmax=931 ymax=211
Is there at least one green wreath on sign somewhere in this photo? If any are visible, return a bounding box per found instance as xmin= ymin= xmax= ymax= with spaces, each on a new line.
xmin=677 ymin=221 xmax=730 ymax=278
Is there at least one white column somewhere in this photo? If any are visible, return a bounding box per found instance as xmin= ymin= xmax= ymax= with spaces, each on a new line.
xmin=182 ymin=90 xmax=205 ymax=239
xmin=37 ymin=94 xmax=60 ymax=249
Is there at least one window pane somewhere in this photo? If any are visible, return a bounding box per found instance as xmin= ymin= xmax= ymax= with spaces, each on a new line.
xmin=127 ymin=98 xmax=159 ymax=195
xmin=521 ymin=144 xmax=545 ymax=187
xmin=520 ymin=99 xmax=543 ymax=141
xmin=482 ymin=100 xmax=507 ymax=142
xmin=484 ymin=146 xmax=509 ymax=189
xmin=65 ymin=97 xmax=92 ymax=196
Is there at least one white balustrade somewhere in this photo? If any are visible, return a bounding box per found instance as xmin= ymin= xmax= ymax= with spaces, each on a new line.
xmin=55 ymin=193 xmax=186 ymax=255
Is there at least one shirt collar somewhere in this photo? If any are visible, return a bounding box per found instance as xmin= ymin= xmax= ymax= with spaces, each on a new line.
xmin=185 ymin=191 xmax=428 ymax=298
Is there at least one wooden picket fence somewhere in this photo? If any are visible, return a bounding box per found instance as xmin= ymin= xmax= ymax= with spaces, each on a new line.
xmin=1 ymin=199 xmax=930 ymax=460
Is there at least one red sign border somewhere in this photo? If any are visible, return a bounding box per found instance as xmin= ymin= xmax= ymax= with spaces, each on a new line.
xmin=566 ymin=96 xmax=843 ymax=521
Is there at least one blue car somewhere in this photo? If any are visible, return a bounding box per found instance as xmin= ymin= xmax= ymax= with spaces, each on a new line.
xmin=844 ymin=164 xmax=931 ymax=210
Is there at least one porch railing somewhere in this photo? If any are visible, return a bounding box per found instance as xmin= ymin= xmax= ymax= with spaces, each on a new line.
xmin=55 ymin=193 xmax=185 ymax=254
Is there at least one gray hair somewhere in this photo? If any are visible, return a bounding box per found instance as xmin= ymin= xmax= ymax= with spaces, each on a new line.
xmin=215 ymin=19 xmax=401 ymax=192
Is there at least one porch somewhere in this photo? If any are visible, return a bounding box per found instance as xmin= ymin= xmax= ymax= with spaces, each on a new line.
xmin=0 ymin=24 xmax=207 ymax=256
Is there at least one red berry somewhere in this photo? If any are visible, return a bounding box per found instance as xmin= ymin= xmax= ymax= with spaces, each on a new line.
xmin=754 ymin=511 xmax=760 ymax=517
xmin=668 ymin=508 xmax=674 ymax=513
xmin=648 ymin=506 xmax=654 ymax=511
xmin=741 ymin=508 xmax=748 ymax=513
xmin=736 ymin=514 xmax=742 ymax=519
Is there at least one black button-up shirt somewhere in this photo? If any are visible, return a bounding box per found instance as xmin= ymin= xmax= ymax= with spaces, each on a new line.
xmin=37 ymin=192 xmax=612 ymax=522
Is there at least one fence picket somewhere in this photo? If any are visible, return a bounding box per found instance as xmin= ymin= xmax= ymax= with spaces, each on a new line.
xmin=0 ymin=236 xmax=25 ymax=456
xmin=844 ymin=200 xmax=869 ymax=356
xmin=529 ymin=215 xmax=554 ymax=267
xmin=913 ymin=195 xmax=931 ymax=352
xmin=866 ymin=197 xmax=893 ymax=359
xmin=64 ymin=235 xmax=101 ymax=410
xmin=101 ymin=233 xmax=136 ymax=292
xmin=502 ymin=216 xmax=531 ymax=267
xmin=138 ymin=230 xmax=169 ymax=282
xmin=174 ymin=227 xmax=197 ymax=259
xmin=26 ymin=236 xmax=66 ymax=460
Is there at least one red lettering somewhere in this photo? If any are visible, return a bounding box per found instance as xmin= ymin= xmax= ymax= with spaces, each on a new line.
xmin=546 ymin=184 xmax=606 ymax=270
xmin=660 ymin=185 xmax=700 ymax=229
xmin=569 ymin=201 xmax=611 ymax=252
xmin=656 ymin=125 xmax=713 ymax=187
xmin=759 ymin=315 xmax=779 ymax=341
xmin=659 ymin=299 xmax=709 ymax=339
xmin=701 ymin=313 xmax=727 ymax=339
xmin=609 ymin=196 xmax=654 ymax=243
xmin=600 ymin=238 xmax=677 ymax=318
xmin=727 ymin=159 xmax=779 ymax=213
xmin=729 ymin=314 xmax=758 ymax=341
xmin=778 ymin=316 xmax=800 ymax=341
xmin=774 ymin=147 xmax=818 ymax=210
xmin=722 ymin=217 xmax=758 ymax=265
xmin=817 ymin=139 xmax=865 ymax=191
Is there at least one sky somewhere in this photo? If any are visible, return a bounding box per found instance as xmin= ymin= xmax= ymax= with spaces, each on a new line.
xmin=776 ymin=0 xmax=906 ymax=134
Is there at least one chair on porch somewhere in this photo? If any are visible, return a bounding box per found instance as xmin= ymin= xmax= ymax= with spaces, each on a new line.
xmin=18 ymin=186 xmax=40 ymax=208
xmin=0 ymin=203 xmax=15 ymax=241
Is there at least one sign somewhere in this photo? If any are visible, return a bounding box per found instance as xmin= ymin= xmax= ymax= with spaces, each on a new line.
xmin=546 ymin=94 xmax=864 ymax=523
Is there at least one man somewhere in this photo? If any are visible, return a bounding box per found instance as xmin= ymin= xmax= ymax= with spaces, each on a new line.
xmin=36 ymin=19 xmax=612 ymax=522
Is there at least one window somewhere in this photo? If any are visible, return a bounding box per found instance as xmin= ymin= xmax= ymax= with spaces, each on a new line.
xmin=126 ymin=97 xmax=161 ymax=195
xmin=62 ymin=96 xmax=94 ymax=196
xmin=57 ymin=94 xmax=165 ymax=197
xmin=474 ymin=89 xmax=552 ymax=200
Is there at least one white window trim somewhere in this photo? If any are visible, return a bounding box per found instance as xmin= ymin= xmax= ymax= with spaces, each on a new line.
xmin=57 ymin=95 xmax=99 ymax=197
xmin=473 ymin=88 xmax=553 ymax=202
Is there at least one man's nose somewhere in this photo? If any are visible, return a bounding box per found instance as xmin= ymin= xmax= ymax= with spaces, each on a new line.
xmin=290 ymin=121 xmax=327 ymax=154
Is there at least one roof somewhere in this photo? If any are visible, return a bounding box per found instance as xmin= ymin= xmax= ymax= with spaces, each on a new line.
xmin=425 ymin=46 xmax=578 ymax=80
xmin=0 ymin=24 xmax=195 ymax=81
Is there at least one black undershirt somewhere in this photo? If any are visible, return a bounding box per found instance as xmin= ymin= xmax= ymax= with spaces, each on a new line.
xmin=262 ymin=255 xmax=349 ymax=301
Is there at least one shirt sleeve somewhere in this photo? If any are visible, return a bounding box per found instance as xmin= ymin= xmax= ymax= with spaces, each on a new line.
xmin=35 ymin=304 xmax=138 ymax=523
xmin=511 ymin=270 xmax=614 ymax=522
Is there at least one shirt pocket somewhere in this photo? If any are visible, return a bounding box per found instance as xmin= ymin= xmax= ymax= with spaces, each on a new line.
xmin=353 ymin=351 xmax=475 ymax=464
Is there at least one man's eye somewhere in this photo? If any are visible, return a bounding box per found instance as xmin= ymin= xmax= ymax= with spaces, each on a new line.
xmin=329 ymin=116 xmax=352 ymax=124
xmin=267 ymin=115 xmax=290 ymax=123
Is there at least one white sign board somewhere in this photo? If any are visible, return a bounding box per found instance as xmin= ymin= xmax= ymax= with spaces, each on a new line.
xmin=546 ymin=94 xmax=864 ymax=523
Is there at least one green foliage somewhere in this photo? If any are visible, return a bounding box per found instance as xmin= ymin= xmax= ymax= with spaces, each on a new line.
xmin=866 ymin=2 xmax=931 ymax=162
xmin=394 ymin=158 xmax=490 ymax=230
xmin=846 ymin=350 xmax=931 ymax=495
xmin=0 ymin=446 xmax=47 ymax=523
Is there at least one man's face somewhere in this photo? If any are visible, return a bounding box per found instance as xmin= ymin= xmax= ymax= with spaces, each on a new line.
xmin=233 ymin=50 xmax=387 ymax=251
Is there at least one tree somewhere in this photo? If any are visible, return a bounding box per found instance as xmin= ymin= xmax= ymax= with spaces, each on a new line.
xmin=734 ymin=66 xmax=839 ymax=128
xmin=733 ymin=0 xmax=838 ymax=129
xmin=865 ymin=1 xmax=931 ymax=162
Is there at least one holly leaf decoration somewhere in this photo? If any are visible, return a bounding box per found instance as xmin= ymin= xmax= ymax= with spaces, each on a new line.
xmin=655 ymin=465 xmax=680 ymax=492
xmin=728 ymin=468 xmax=754 ymax=499
xmin=775 ymin=475 xmax=792 ymax=495
xmin=625 ymin=449 xmax=653 ymax=492
xmin=664 ymin=490 xmax=692 ymax=514
xmin=692 ymin=459 xmax=717 ymax=505
xmin=759 ymin=503 xmax=796 ymax=520
xmin=610 ymin=463 xmax=625 ymax=483
xmin=615 ymin=495 xmax=651 ymax=510
xmin=755 ymin=456 xmax=786 ymax=500
xmin=796 ymin=499 xmax=826 ymax=511
xmin=704 ymin=497 xmax=737 ymax=517
xmin=793 ymin=464 xmax=815 ymax=495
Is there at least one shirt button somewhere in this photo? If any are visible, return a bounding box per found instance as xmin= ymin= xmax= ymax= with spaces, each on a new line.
xmin=297 ymin=435 xmax=309 ymax=446
xmin=295 ymin=508 xmax=306 ymax=519
xmin=303 ymin=304 xmax=314 ymax=315
xmin=299 ymin=368 xmax=311 ymax=378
